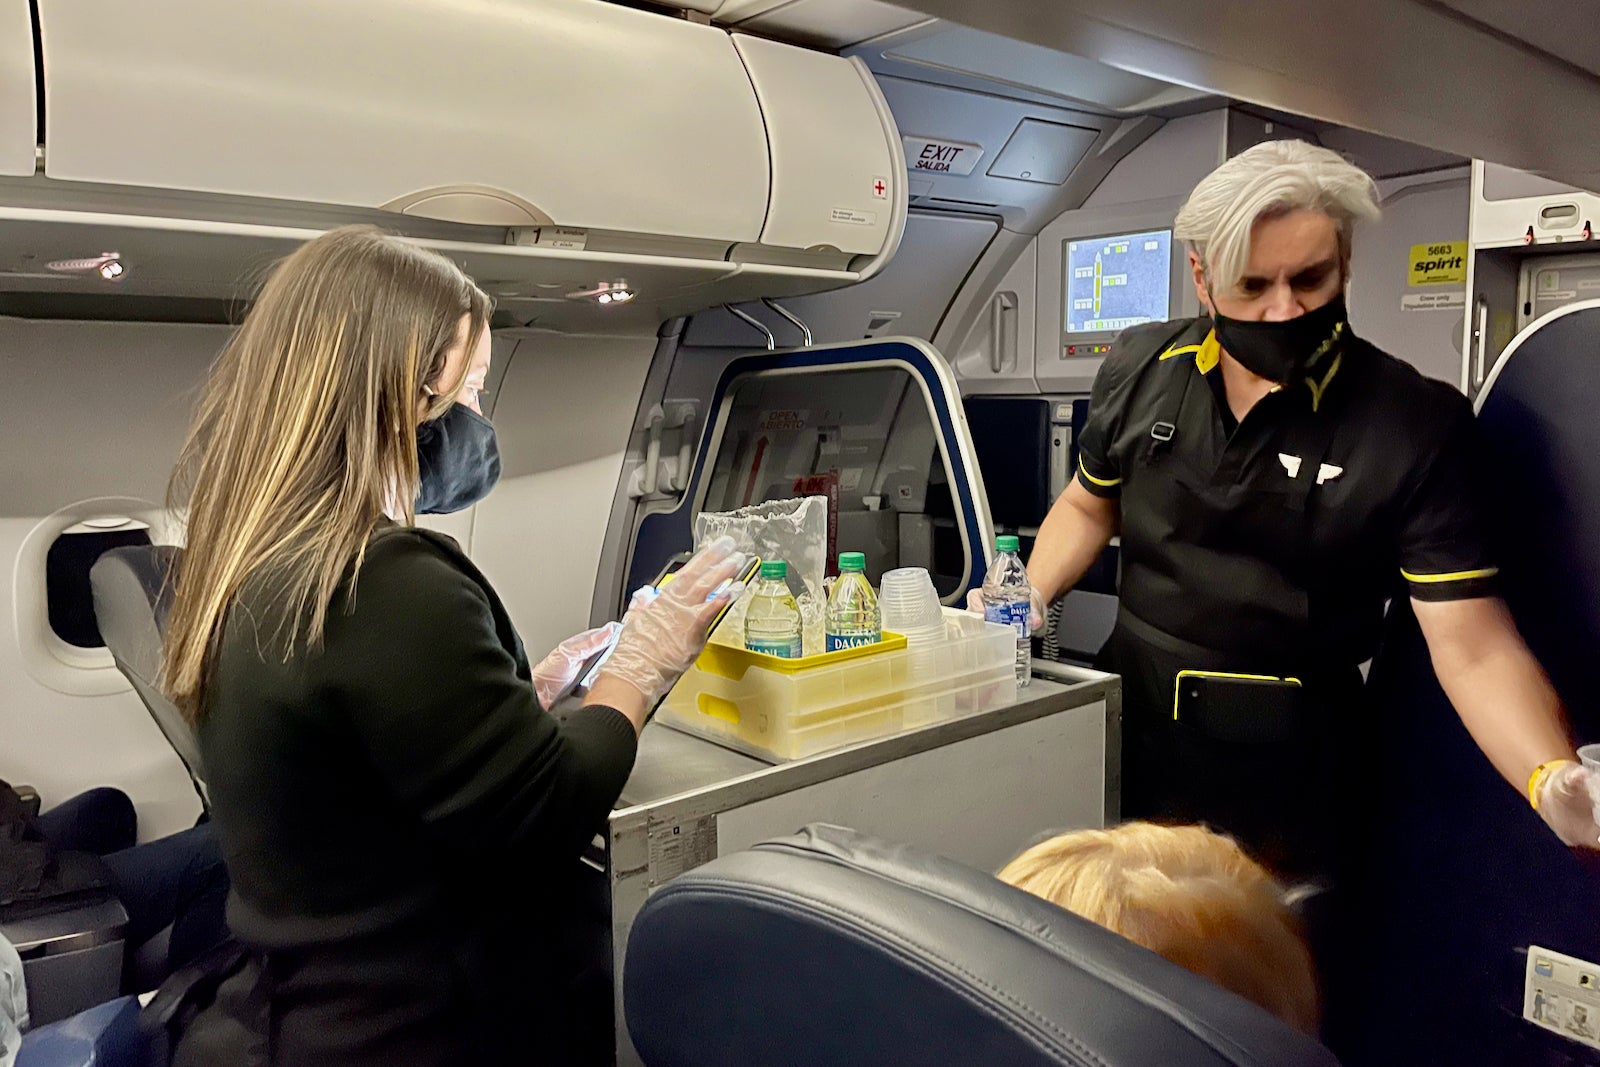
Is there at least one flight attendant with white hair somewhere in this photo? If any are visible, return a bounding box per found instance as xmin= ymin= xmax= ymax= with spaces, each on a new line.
xmin=1013 ymin=141 xmax=1597 ymax=878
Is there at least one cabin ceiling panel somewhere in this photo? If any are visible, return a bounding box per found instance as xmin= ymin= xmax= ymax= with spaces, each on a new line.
xmin=895 ymin=0 xmax=1600 ymax=190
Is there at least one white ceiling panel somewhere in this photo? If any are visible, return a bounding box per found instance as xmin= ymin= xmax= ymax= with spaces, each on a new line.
xmin=874 ymin=24 xmax=1211 ymax=113
xmin=720 ymin=0 xmax=930 ymax=49
xmin=1436 ymin=0 xmax=1600 ymax=77
xmin=893 ymin=0 xmax=1600 ymax=191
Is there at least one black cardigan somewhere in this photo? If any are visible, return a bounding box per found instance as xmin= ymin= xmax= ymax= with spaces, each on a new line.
xmin=190 ymin=527 xmax=636 ymax=1065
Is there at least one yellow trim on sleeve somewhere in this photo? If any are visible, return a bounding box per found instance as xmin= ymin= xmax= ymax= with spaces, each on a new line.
xmin=1400 ymin=566 xmax=1500 ymax=585
xmin=1077 ymin=454 xmax=1121 ymax=488
xmin=1172 ymin=670 xmax=1302 ymax=720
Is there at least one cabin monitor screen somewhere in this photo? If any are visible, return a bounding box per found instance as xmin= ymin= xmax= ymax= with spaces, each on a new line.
xmin=1064 ymin=229 xmax=1172 ymax=334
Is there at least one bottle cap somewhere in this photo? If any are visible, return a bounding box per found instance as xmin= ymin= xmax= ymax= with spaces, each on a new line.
xmin=838 ymin=552 xmax=866 ymax=572
xmin=996 ymin=535 xmax=1020 ymax=553
xmin=759 ymin=560 xmax=787 ymax=579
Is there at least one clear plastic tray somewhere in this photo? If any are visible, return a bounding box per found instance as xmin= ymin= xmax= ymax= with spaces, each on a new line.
xmin=657 ymin=609 xmax=1019 ymax=762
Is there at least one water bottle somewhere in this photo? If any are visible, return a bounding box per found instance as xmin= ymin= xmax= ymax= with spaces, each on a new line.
xmin=982 ymin=535 xmax=1032 ymax=688
xmin=744 ymin=560 xmax=803 ymax=658
xmin=825 ymin=552 xmax=881 ymax=652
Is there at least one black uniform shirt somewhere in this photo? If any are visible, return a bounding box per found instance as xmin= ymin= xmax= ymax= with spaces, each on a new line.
xmin=1076 ymin=316 xmax=1496 ymax=670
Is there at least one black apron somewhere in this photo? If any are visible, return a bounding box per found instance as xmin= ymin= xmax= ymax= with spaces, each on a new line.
xmin=1101 ymin=328 xmax=1364 ymax=882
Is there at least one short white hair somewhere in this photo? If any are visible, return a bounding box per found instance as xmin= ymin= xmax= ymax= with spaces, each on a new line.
xmin=1174 ymin=140 xmax=1380 ymax=294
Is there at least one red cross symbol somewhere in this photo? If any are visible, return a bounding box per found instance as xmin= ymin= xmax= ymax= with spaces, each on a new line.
xmin=873 ymin=178 xmax=887 ymax=198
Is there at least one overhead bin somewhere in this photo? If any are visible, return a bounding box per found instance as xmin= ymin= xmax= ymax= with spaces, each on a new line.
xmin=0 ymin=0 xmax=34 ymax=177
xmin=37 ymin=0 xmax=770 ymax=241
xmin=733 ymin=35 xmax=902 ymax=259
xmin=30 ymin=0 xmax=905 ymax=275
xmin=1469 ymin=160 xmax=1600 ymax=248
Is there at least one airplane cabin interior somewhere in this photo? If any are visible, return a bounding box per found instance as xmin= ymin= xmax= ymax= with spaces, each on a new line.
xmin=2 ymin=1 xmax=1599 ymax=1065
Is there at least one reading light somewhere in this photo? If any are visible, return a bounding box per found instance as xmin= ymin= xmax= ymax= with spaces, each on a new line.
xmin=47 ymin=252 xmax=126 ymax=281
xmin=566 ymin=281 xmax=635 ymax=306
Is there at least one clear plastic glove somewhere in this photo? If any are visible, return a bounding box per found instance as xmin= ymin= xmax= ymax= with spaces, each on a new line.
xmin=623 ymin=583 xmax=660 ymax=621
xmin=596 ymin=536 xmax=748 ymax=704
xmin=964 ymin=586 xmax=1047 ymax=635
xmin=1535 ymin=761 xmax=1600 ymax=849
xmin=531 ymin=622 xmax=622 ymax=709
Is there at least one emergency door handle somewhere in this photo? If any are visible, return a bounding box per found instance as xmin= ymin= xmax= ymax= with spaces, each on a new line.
xmin=1472 ymin=296 xmax=1490 ymax=391
xmin=990 ymin=291 xmax=1018 ymax=374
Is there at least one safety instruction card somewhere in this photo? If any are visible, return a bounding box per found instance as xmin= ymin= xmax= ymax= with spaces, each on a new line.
xmin=1525 ymin=944 xmax=1600 ymax=1052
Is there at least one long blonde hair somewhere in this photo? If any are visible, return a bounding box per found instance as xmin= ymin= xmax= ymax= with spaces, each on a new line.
xmin=162 ymin=226 xmax=491 ymax=723
xmin=998 ymin=822 xmax=1320 ymax=1035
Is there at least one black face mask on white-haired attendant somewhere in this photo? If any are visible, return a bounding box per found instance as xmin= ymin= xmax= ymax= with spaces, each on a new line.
xmin=416 ymin=404 xmax=501 ymax=514
xmin=1209 ymin=293 xmax=1349 ymax=384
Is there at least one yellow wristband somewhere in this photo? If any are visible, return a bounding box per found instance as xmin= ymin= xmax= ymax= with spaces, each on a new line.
xmin=1528 ymin=759 xmax=1577 ymax=811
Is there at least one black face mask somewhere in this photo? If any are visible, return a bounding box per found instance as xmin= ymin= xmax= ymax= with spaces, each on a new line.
xmin=1210 ymin=294 xmax=1349 ymax=383
xmin=416 ymin=404 xmax=501 ymax=514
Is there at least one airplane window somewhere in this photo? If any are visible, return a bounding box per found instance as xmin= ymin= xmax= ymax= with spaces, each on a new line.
xmin=702 ymin=366 xmax=967 ymax=597
xmin=46 ymin=520 xmax=153 ymax=649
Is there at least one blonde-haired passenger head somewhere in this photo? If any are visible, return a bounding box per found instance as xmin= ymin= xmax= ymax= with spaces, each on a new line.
xmin=997 ymin=822 xmax=1320 ymax=1035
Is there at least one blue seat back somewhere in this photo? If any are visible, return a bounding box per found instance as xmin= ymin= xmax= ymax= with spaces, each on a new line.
xmin=625 ymin=824 xmax=1339 ymax=1067
xmin=1351 ymin=305 xmax=1600 ymax=1065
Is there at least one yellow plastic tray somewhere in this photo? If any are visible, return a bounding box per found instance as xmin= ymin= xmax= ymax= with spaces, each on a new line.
xmin=695 ymin=631 xmax=907 ymax=680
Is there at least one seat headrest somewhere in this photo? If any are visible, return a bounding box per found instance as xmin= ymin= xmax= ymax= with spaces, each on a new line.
xmin=624 ymin=824 xmax=1338 ymax=1067
xmin=88 ymin=545 xmax=205 ymax=804
xmin=1477 ymin=303 xmax=1600 ymax=730
xmin=89 ymin=545 xmax=178 ymax=679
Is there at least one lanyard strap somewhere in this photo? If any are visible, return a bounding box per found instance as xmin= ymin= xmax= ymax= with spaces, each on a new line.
xmin=1142 ymin=321 xmax=1205 ymax=463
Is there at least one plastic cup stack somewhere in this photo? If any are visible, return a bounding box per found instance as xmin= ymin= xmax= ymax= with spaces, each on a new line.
xmin=878 ymin=567 xmax=947 ymax=646
xmin=879 ymin=567 xmax=951 ymax=727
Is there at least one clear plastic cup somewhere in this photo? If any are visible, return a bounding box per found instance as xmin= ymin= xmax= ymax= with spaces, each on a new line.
xmin=1579 ymin=744 xmax=1600 ymax=773
xmin=895 ymin=621 xmax=948 ymax=646
xmin=879 ymin=567 xmax=943 ymax=635
xmin=1574 ymin=746 xmax=1600 ymax=814
xmin=880 ymin=566 xmax=938 ymax=600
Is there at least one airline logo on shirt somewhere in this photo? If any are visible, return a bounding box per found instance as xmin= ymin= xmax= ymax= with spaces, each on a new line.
xmin=1278 ymin=454 xmax=1345 ymax=485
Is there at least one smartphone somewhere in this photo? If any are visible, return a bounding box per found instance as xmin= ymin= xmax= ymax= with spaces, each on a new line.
xmin=1173 ymin=671 xmax=1304 ymax=746
xmin=547 ymin=551 xmax=760 ymax=708
xmin=544 ymin=638 xmax=620 ymax=710
xmin=653 ymin=552 xmax=762 ymax=642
